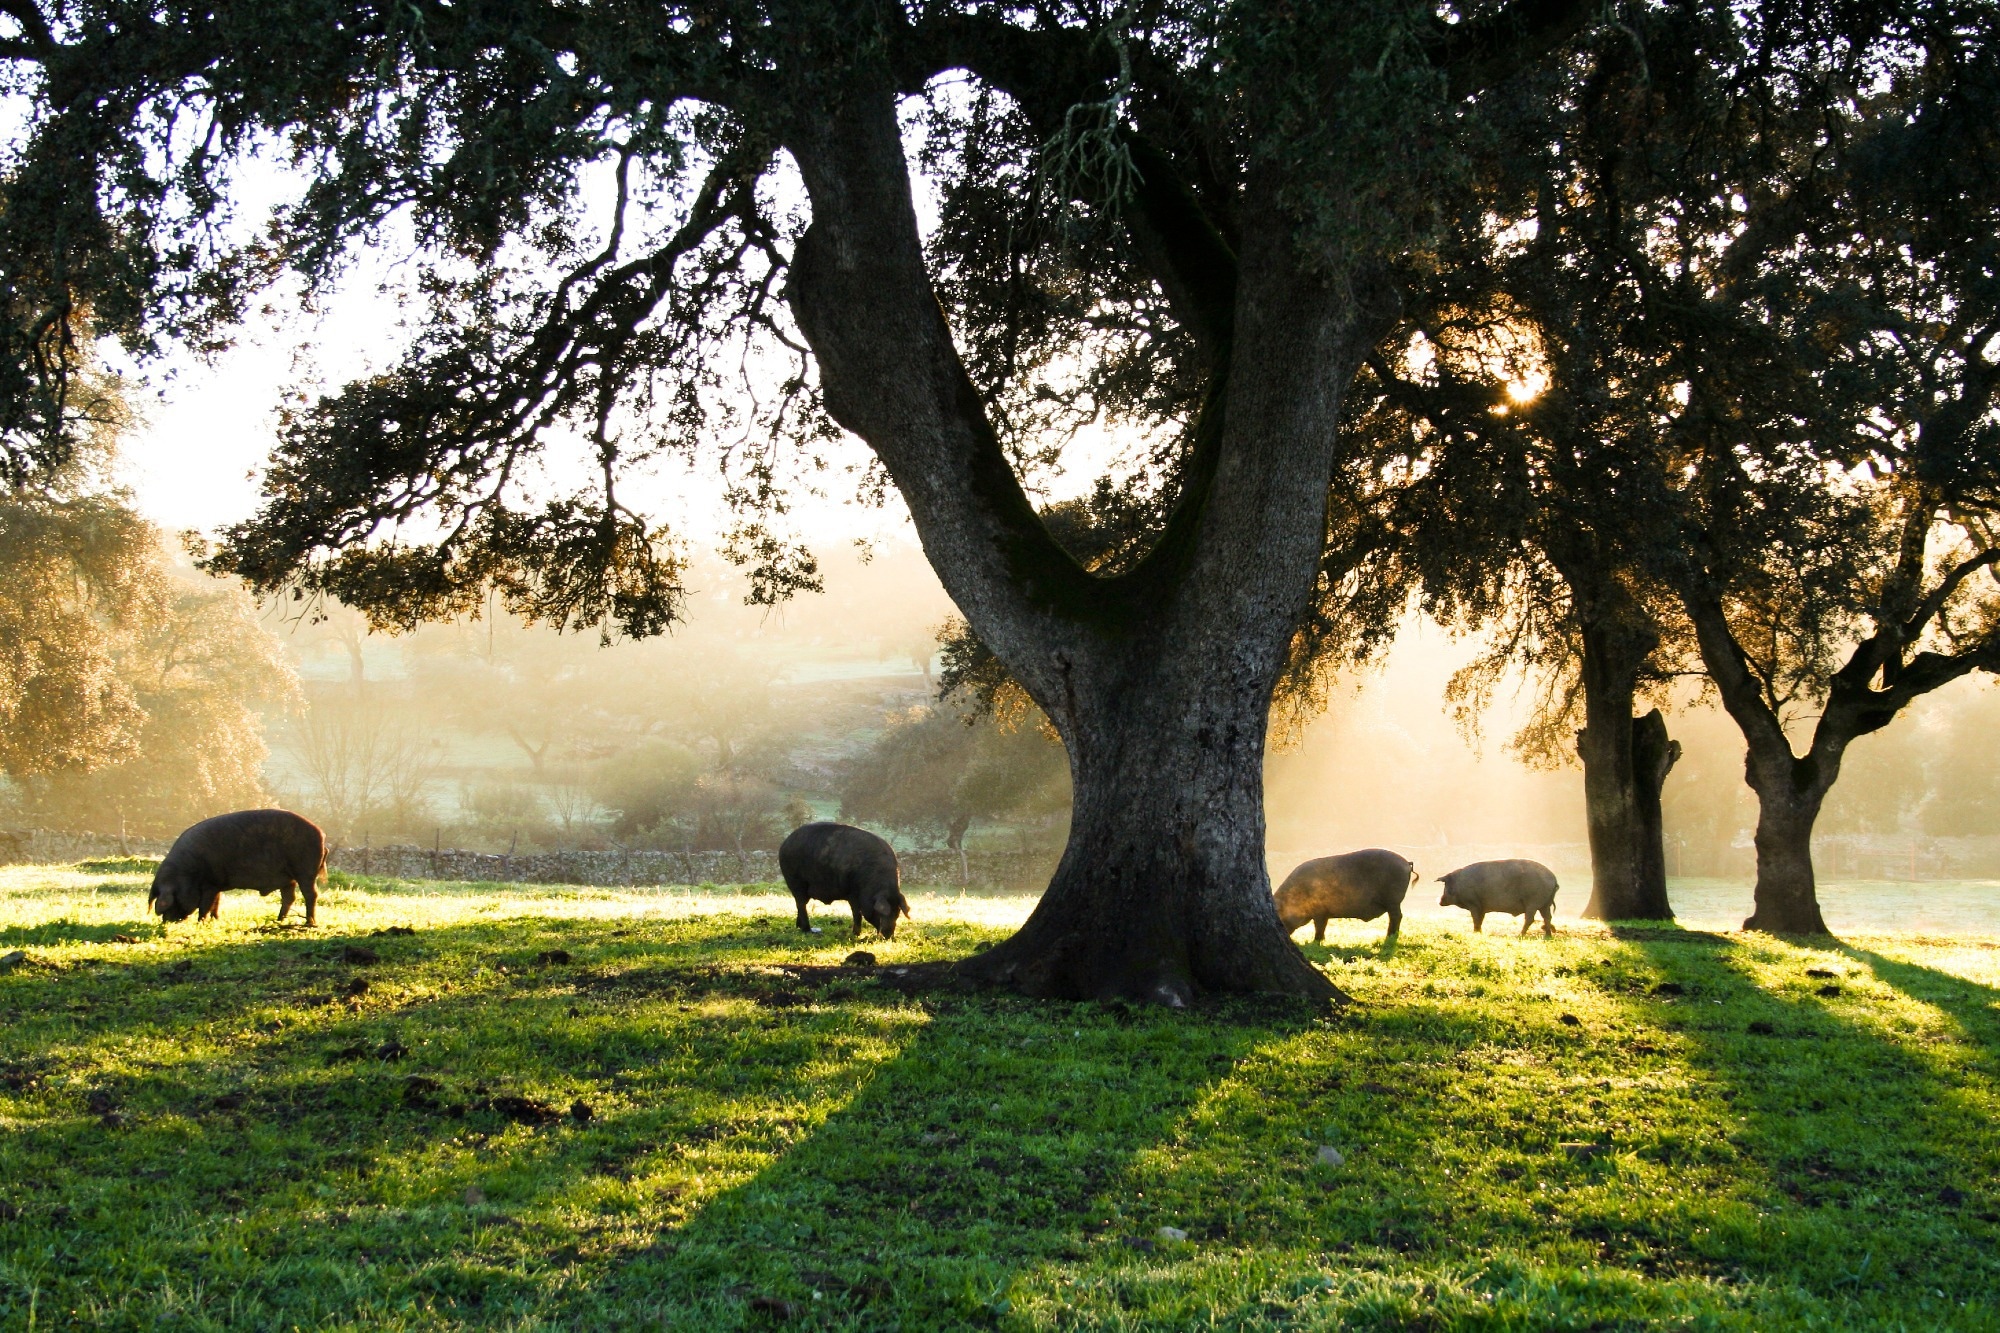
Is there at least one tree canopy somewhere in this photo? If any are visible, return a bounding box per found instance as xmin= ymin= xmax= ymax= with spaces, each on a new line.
xmin=1320 ymin=0 xmax=2000 ymax=928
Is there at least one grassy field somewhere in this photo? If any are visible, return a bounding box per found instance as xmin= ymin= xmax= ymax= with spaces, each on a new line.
xmin=1 ymin=863 xmax=1996 ymax=1331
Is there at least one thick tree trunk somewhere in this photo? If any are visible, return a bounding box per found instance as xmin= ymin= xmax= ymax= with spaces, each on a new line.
xmin=1631 ymin=710 xmax=1681 ymax=899
xmin=782 ymin=66 xmax=1379 ymax=1004
xmin=957 ymin=661 xmax=1336 ymax=1005
xmin=1575 ymin=621 xmax=1677 ymax=921
xmin=1678 ymin=592 xmax=1843 ymax=936
xmin=1742 ymin=749 xmax=1833 ymax=934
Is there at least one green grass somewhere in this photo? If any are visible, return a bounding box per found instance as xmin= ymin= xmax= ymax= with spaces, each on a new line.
xmin=1 ymin=865 xmax=1996 ymax=1331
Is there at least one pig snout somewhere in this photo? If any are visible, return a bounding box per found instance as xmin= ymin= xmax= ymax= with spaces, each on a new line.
xmin=869 ymin=894 xmax=909 ymax=938
xmin=150 ymin=881 xmax=196 ymax=922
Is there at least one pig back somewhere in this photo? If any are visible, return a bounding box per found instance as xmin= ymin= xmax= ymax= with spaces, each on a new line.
xmin=1274 ymin=848 xmax=1413 ymax=921
xmin=163 ymin=809 xmax=325 ymax=891
xmin=1447 ymin=859 xmax=1558 ymax=913
xmin=779 ymin=822 xmax=899 ymax=899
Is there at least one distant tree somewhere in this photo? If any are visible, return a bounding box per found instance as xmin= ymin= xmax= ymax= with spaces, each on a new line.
xmin=32 ymin=577 xmax=298 ymax=834
xmin=461 ymin=778 xmax=550 ymax=845
xmin=0 ymin=323 xmax=293 ymax=833
xmin=283 ymin=695 xmax=445 ymax=841
xmin=842 ymin=706 xmax=982 ymax=849
xmin=694 ymin=771 xmax=786 ymax=868
xmin=664 ymin=657 xmax=787 ymax=779
xmin=277 ymin=602 xmax=374 ymax=698
xmin=1 ymin=490 xmax=298 ymax=834
xmin=957 ymin=720 xmax=1074 ymax=853
xmin=0 ymin=494 xmax=157 ymax=781
xmin=1915 ymin=688 xmax=2000 ymax=837
xmin=590 ymin=740 xmax=705 ymax=841
xmin=545 ymin=767 xmax=610 ymax=843
xmin=840 ymin=703 xmax=1069 ymax=859
xmin=405 ymin=614 xmax=611 ymax=776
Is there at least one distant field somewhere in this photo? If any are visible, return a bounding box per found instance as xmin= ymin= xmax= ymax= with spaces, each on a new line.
xmin=1661 ymin=877 xmax=2000 ymax=936
xmin=2 ymin=864 xmax=1996 ymax=1330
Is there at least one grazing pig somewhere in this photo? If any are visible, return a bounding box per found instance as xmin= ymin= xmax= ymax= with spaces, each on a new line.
xmin=779 ymin=822 xmax=910 ymax=940
xmin=150 ymin=809 xmax=327 ymax=927
xmin=1274 ymin=849 xmax=1416 ymax=942
xmin=1438 ymin=859 xmax=1559 ymax=936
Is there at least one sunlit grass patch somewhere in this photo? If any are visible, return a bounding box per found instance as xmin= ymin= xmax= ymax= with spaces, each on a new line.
xmin=1 ymin=866 xmax=1995 ymax=1330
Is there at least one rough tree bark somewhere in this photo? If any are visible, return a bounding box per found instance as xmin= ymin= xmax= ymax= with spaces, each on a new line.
xmin=781 ymin=63 xmax=1386 ymax=1003
xmin=1573 ymin=617 xmax=1680 ymax=921
xmin=1740 ymin=748 xmax=1834 ymax=934
xmin=1631 ymin=710 xmax=1682 ymax=896
xmin=1679 ymin=592 xmax=1842 ymax=932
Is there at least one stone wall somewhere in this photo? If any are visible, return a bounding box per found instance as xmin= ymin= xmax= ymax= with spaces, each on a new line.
xmin=0 ymin=828 xmax=1056 ymax=889
xmin=325 ymin=843 xmax=1058 ymax=891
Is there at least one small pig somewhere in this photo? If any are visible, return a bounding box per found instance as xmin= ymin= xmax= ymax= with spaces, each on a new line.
xmin=779 ymin=822 xmax=910 ymax=940
xmin=150 ymin=809 xmax=327 ymax=927
xmin=1438 ymin=859 xmax=1559 ymax=936
xmin=1274 ymin=848 xmax=1415 ymax=942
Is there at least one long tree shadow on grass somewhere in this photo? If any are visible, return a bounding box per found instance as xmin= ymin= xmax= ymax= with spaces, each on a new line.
xmin=1839 ymin=942 xmax=2000 ymax=1059
xmin=0 ymin=917 xmax=163 ymax=946
xmin=1 ymin=912 xmax=934 ymax=1327
xmin=995 ymin=925 xmax=2000 ymax=1330
xmin=0 ymin=910 xmax=1316 ymax=1330
xmin=1614 ymin=930 xmax=2000 ymax=1311
xmin=554 ymin=988 xmax=1324 ymax=1328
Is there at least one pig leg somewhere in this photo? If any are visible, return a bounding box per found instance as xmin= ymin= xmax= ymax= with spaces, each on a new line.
xmin=782 ymin=870 xmax=820 ymax=934
xmin=1312 ymin=918 xmax=1327 ymax=944
xmin=1384 ymin=905 xmax=1401 ymax=939
xmin=851 ymin=899 xmax=868 ymax=938
xmin=302 ymin=878 xmax=317 ymax=927
xmin=279 ymin=883 xmax=296 ymax=921
xmin=1470 ymin=910 xmax=1485 ymax=933
xmin=1541 ymin=905 xmax=1555 ymax=937
xmin=1519 ymin=911 xmax=1531 ymax=937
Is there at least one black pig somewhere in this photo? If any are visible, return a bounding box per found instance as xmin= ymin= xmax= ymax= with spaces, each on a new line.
xmin=1273 ymin=848 xmax=1415 ymax=942
xmin=779 ymin=822 xmax=910 ymax=939
xmin=1438 ymin=859 xmax=1559 ymax=936
xmin=150 ymin=809 xmax=327 ymax=927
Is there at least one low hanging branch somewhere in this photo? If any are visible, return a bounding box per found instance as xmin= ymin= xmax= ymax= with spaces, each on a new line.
xmin=204 ymin=136 xmax=785 ymax=638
